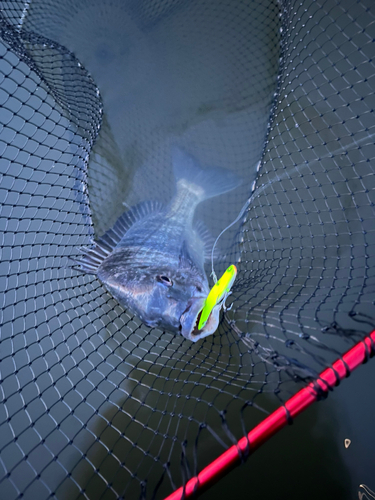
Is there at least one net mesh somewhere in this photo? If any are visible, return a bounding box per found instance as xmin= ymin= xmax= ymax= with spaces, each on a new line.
xmin=0 ymin=0 xmax=374 ymax=499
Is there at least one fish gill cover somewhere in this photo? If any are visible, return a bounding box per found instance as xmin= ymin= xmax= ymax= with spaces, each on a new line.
xmin=0 ymin=1 xmax=374 ymax=500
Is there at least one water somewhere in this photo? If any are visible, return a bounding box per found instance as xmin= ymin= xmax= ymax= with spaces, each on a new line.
xmin=202 ymin=359 xmax=375 ymax=500
xmin=17 ymin=0 xmax=279 ymax=267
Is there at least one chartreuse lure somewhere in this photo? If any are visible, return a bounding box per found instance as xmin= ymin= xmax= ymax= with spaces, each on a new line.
xmin=198 ymin=265 xmax=237 ymax=330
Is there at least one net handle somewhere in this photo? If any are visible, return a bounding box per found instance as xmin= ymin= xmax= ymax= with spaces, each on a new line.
xmin=164 ymin=330 xmax=375 ymax=500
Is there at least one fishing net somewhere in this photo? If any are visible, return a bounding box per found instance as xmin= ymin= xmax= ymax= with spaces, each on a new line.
xmin=0 ymin=0 xmax=374 ymax=499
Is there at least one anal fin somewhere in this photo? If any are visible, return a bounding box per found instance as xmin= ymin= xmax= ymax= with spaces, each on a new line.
xmin=194 ymin=220 xmax=219 ymax=263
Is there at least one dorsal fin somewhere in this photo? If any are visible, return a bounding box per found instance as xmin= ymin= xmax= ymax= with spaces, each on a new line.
xmin=72 ymin=200 xmax=164 ymax=274
xmin=194 ymin=220 xmax=218 ymax=263
xmin=98 ymin=200 xmax=164 ymax=249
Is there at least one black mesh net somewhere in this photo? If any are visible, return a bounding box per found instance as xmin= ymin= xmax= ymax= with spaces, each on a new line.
xmin=0 ymin=0 xmax=374 ymax=499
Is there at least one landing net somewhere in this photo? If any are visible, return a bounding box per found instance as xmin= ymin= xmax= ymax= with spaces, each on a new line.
xmin=0 ymin=1 xmax=374 ymax=499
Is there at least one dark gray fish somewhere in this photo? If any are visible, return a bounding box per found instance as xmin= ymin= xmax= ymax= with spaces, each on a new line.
xmin=74 ymin=146 xmax=240 ymax=341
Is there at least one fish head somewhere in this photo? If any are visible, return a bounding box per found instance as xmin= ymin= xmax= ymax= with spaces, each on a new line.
xmin=97 ymin=249 xmax=221 ymax=342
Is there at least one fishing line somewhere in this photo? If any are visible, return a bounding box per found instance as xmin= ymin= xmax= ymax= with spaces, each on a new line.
xmin=210 ymin=131 xmax=375 ymax=283
xmin=210 ymin=197 xmax=252 ymax=282
xmin=210 ymin=161 xmax=261 ymax=282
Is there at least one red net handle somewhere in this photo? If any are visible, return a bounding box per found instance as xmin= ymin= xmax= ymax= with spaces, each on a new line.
xmin=164 ymin=330 xmax=375 ymax=500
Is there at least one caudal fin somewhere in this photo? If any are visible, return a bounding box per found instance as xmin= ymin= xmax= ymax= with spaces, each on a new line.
xmin=171 ymin=146 xmax=241 ymax=201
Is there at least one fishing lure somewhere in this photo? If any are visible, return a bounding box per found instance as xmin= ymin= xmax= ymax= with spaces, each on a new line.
xmin=198 ymin=264 xmax=237 ymax=330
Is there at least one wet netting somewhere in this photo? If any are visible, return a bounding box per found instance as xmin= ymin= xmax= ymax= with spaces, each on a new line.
xmin=0 ymin=0 xmax=374 ymax=499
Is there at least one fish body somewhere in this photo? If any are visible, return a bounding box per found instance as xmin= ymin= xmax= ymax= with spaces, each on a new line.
xmin=75 ymin=147 xmax=240 ymax=342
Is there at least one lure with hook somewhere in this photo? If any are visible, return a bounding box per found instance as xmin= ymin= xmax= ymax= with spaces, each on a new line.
xmin=198 ymin=265 xmax=237 ymax=330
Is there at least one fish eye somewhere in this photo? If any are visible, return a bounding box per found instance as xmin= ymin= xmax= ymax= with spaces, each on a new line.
xmin=157 ymin=275 xmax=173 ymax=286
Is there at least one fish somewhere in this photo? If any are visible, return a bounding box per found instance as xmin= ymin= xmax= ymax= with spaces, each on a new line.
xmin=73 ymin=146 xmax=241 ymax=342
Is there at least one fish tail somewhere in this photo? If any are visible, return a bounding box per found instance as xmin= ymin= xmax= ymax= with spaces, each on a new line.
xmin=171 ymin=146 xmax=241 ymax=202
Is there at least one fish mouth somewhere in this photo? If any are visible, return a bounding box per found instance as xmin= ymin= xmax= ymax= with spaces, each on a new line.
xmin=179 ymin=298 xmax=220 ymax=342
